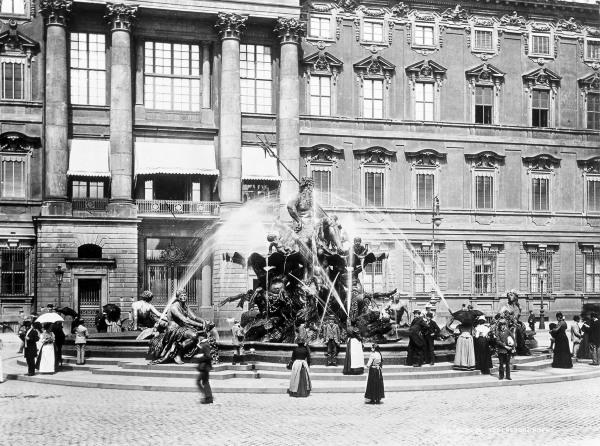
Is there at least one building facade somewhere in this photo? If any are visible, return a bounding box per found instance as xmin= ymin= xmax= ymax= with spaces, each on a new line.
xmin=0 ymin=0 xmax=599 ymax=329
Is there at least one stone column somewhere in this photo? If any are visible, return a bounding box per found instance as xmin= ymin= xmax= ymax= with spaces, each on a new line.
xmin=202 ymin=42 xmax=211 ymax=109
xmin=40 ymin=0 xmax=72 ymax=215
xmin=105 ymin=3 xmax=137 ymax=216
xmin=274 ymin=18 xmax=304 ymax=208
xmin=215 ymin=13 xmax=247 ymax=207
xmin=201 ymin=264 xmax=212 ymax=307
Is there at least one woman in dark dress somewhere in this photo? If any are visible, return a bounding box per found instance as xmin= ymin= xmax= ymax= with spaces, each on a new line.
xmin=550 ymin=312 xmax=573 ymax=369
xmin=288 ymin=341 xmax=311 ymax=397
xmin=473 ymin=317 xmax=493 ymax=375
xmin=364 ymin=343 xmax=384 ymax=404
xmin=578 ymin=317 xmax=592 ymax=360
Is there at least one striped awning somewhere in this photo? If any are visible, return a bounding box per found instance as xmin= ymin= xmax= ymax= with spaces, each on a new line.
xmin=67 ymin=139 xmax=111 ymax=177
xmin=242 ymin=145 xmax=280 ymax=181
xmin=134 ymin=139 xmax=219 ymax=176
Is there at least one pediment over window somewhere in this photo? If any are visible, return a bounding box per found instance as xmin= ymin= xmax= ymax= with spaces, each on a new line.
xmin=353 ymin=146 xmax=396 ymax=165
xmin=0 ymin=132 xmax=40 ymax=153
xmin=577 ymin=156 xmax=600 ymax=174
xmin=465 ymin=63 xmax=505 ymax=85
xmin=353 ymin=55 xmax=395 ymax=78
xmin=405 ymin=60 xmax=447 ymax=81
xmin=302 ymin=51 xmax=343 ymax=74
xmin=0 ymin=26 xmax=39 ymax=56
xmin=301 ymin=144 xmax=344 ymax=163
xmin=578 ymin=72 xmax=600 ymax=91
xmin=522 ymin=154 xmax=561 ymax=171
xmin=523 ymin=67 xmax=561 ymax=88
xmin=465 ymin=151 xmax=505 ymax=168
xmin=523 ymin=242 xmax=558 ymax=253
xmin=405 ymin=149 xmax=447 ymax=167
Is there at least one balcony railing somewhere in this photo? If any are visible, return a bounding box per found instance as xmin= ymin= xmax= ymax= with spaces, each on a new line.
xmin=136 ymin=200 xmax=220 ymax=217
xmin=72 ymin=198 xmax=109 ymax=211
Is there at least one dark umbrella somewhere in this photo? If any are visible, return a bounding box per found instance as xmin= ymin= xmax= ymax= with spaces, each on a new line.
xmin=451 ymin=309 xmax=484 ymax=327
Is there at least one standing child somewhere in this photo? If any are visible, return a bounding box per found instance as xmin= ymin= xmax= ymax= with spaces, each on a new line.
xmin=74 ymin=319 xmax=89 ymax=365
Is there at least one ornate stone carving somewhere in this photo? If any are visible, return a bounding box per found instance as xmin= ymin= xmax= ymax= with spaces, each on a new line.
xmin=500 ymin=11 xmax=525 ymax=28
xmin=442 ymin=4 xmax=468 ymax=24
xmin=557 ymin=17 xmax=580 ymax=33
xmin=215 ymin=12 xmax=248 ymax=40
xmin=302 ymin=51 xmax=343 ymax=83
xmin=465 ymin=151 xmax=505 ymax=169
xmin=405 ymin=60 xmax=447 ymax=85
xmin=523 ymin=67 xmax=561 ymax=91
xmin=274 ymin=17 xmax=306 ymax=44
xmin=159 ymin=240 xmax=186 ymax=266
xmin=104 ymin=3 xmax=138 ymax=32
xmin=0 ymin=132 xmax=39 ymax=153
xmin=354 ymin=55 xmax=395 ymax=85
xmin=578 ymin=72 xmax=600 ymax=92
xmin=39 ymin=0 xmax=72 ymax=26
xmin=354 ymin=146 xmax=395 ymax=167
xmin=405 ymin=149 xmax=446 ymax=168
xmin=522 ymin=154 xmax=561 ymax=172
xmin=0 ymin=21 xmax=40 ymax=60
xmin=301 ymin=144 xmax=344 ymax=165
xmin=465 ymin=63 xmax=505 ymax=87
xmin=391 ymin=2 xmax=409 ymax=19
xmin=335 ymin=0 xmax=358 ymax=13
xmin=578 ymin=157 xmax=600 ymax=174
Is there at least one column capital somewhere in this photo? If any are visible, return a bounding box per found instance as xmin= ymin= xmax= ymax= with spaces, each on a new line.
xmin=215 ymin=13 xmax=247 ymax=40
xmin=105 ymin=3 xmax=138 ymax=32
xmin=274 ymin=17 xmax=305 ymax=44
xmin=39 ymin=0 xmax=73 ymax=27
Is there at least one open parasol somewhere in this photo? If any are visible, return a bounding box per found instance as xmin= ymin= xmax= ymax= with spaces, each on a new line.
xmin=35 ymin=312 xmax=65 ymax=324
xmin=451 ymin=309 xmax=484 ymax=327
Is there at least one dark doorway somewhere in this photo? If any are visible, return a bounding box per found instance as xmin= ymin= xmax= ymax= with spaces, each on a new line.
xmin=78 ymin=279 xmax=102 ymax=329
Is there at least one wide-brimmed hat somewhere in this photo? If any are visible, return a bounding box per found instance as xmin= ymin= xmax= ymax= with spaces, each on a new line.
xmin=413 ymin=309 xmax=421 ymax=315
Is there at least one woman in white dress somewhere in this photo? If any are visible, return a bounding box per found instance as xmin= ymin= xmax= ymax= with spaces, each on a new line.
xmin=343 ymin=327 xmax=365 ymax=375
xmin=36 ymin=323 xmax=56 ymax=374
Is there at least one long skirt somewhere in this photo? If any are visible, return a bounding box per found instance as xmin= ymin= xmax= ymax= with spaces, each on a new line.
xmin=364 ymin=367 xmax=385 ymax=403
xmin=454 ymin=333 xmax=475 ymax=370
xmin=288 ymin=360 xmax=311 ymax=397
xmin=552 ymin=332 xmax=573 ymax=369
xmin=36 ymin=343 xmax=56 ymax=374
xmin=343 ymin=339 xmax=365 ymax=375
xmin=474 ymin=336 xmax=492 ymax=374
xmin=578 ymin=332 xmax=591 ymax=359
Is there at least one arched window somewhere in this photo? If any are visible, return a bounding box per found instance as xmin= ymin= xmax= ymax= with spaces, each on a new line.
xmin=78 ymin=244 xmax=102 ymax=259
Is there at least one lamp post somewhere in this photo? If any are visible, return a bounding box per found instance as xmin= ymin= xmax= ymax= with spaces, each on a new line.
xmin=537 ymin=260 xmax=547 ymax=330
xmin=55 ymin=265 xmax=64 ymax=308
xmin=431 ymin=196 xmax=442 ymax=299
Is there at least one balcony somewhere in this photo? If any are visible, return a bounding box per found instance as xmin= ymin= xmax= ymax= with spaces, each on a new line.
xmin=136 ymin=200 xmax=220 ymax=217
xmin=72 ymin=198 xmax=109 ymax=211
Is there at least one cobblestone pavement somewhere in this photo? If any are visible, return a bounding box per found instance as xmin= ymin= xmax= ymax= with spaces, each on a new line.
xmin=1 ymin=377 xmax=599 ymax=446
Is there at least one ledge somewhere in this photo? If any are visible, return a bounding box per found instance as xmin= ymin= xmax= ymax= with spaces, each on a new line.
xmin=65 ymin=258 xmax=117 ymax=267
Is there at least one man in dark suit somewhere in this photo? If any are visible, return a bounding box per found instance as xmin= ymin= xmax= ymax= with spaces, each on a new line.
xmin=589 ymin=312 xmax=600 ymax=366
xmin=407 ymin=310 xmax=427 ymax=367
xmin=23 ymin=320 xmax=39 ymax=376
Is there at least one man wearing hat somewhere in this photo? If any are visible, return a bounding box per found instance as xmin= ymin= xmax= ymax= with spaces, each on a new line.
xmin=321 ymin=316 xmax=341 ymax=366
xmin=495 ymin=319 xmax=515 ymax=380
xmin=23 ymin=319 xmax=39 ymax=376
xmin=407 ymin=310 xmax=427 ymax=367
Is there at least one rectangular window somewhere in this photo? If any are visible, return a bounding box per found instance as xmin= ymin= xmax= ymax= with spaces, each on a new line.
xmin=588 ymin=92 xmax=600 ymax=130
xmin=585 ymin=251 xmax=600 ymax=293
xmin=530 ymin=252 xmax=553 ymax=293
xmin=70 ymin=33 xmax=106 ymax=106
xmin=415 ymin=82 xmax=434 ymax=121
xmin=473 ymin=250 xmax=496 ymax=294
xmin=144 ymin=180 xmax=153 ymax=201
xmin=144 ymin=41 xmax=201 ymax=112
xmin=531 ymin=34 xmax=551 ymax=56
xmin=414 ymin=25 xmax=434 ymax=46
xmin=309 ymin=75 xmax=331 ymax=116
xmin=586 ymin=40 xmax=600 ymax=61
xmin=309 ymin=16 xmax=331 ymax=39
xmin=312 ymin=169 xmax=331 ymax=206
xmin=1 ymin=157 xmax=25 ymax=198
xmin=192 ymin=182 xmax=201 ymax=202
xmin=363 ymin=21 xmax=384 ymax=43
xmin=475 ymin=174 xmax=493 ymax=210
xmin=416 ymin=172 xmax=434 ymax=209
xmin=1 ymin=59 xmax=25 ymax=100
xmin=71 ymin=180 xmax=105 ymax=199
xmin=532 ymin=89 xmax=549 ymax=128
xmin=0 ymin=248 xmax=27 ymax=296
xmin=365 ymin=171 xmax=384 ymax=207
xmin=475 ymin=86 xmax=493 ymax=124
xmin=588 ymin=179 xmax=600 ymax=213
xmin=414 ymin=250 xmax=435 ymax=293
xmin=363 ymin=79 xmax=383 ymax=119
xmin=532 ymin=177 xmax=549 ymax=211
xmin=1 ymin=0 xmax=25 ymax=15
xmin=474 ymin=29 xmax=493 ymax=51
xmin=240 ymin=44 xmax=272 ymax=113
xmin=364 ymin=259 xmax=384 ymax=294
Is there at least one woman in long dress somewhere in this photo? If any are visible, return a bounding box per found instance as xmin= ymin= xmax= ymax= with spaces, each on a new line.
xmin=343 ymin=328 xmax=365 ymax=375
xmin=551 ymin=312 xmax=573 ymax=369
xmin=453 ymin=319 xmax=476 ymax=371
xmin=364 ymin=343 xmax=384 ymax=404
xmin=288 ymin=341 xmax=311 ymax=398
xmin=36 ymin=323 xmax=56 ymax=374
xmin=473 ymin=317 xmax=492 ymax=375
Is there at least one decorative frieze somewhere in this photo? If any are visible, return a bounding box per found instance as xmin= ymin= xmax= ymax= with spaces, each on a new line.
xmin=104 ymin=3 xmax=138 ymax=32
xmin=522 ymin=154 xmax=561 ymax=173
xmin=302 ymin=50 xmax=342 ymax=83
xmin=405 ymin=149 xmax=446 ymax=168
xmin=465 ymin=151 xmax=505 ymax=170
xmin=275 ymin=17 xmax=306 ymax=44
xmin=354 ymin=55 xmax=395 ymax=86
xmin=215 ymin=12 xmax=247 ymax=40
xmin=39 ymin=0 xmax=72 ymax=26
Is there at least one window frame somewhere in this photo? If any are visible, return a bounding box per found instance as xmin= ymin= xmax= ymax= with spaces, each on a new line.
xmin=69 ymin=177 xmax=108 ymax=200
xmin=529 ymin=33 xmax=552 ymax=57
xmin=309 ymin=163 xmax=333 ymax=207
xmin=471 ymin=248 xmax=498 ymax=296
xmin=585 ymin=38 xmax=600 ymax=62
xmin=143 ymin=41 xmax=202 ymax=112
xmin=363 ymin=257 xmax=386 ymax=294
xmin=0 ymin=0 xmax=28 ymax=18
xmin=69 ymin=32 xmax=107 ymax=106
xmin=414 ymin=81 xmax=434 ymax=121
xmin=0 ymin=247 xmax=30 ymax=297
xmin=363 ymin=167 xmax=385 ymax=208
xmin=585 ymin=175 xmax=600 ymax=215
xmin=531 ymin=88 xmax=550 ymax=128
xmin=413 ymin=247 xmax=437 ymax=294
xmin=0 ymin=55 xmax=29 ymax=101
xmin=0 ymin=153 xmax=28 ymax=200
xmin=528 ymin=249 xmax=554 ymax=294
xmin=583 ymin=248 xmax=600 ymax=293
xmin=412 ymin=22 xmax=436 ymax=49
xmin=472 ymin=169 xmax=496 ymax=211
xmin=240 ymin=43 xmax=273 ymax=114
xmin=586 ymin=91 xmax=600 ymax=130
xmin=361 ymin=19 xmax=386 ymax=45
xmin=307 ymin=14 xmax=334 ymax=41
xmin=308 ymin=74 xmax=332 ymax=117
xmin=362 ymin=78 xmax=384 ymax=119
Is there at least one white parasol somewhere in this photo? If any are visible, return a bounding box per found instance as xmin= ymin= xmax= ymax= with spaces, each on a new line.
xmin=35 ymin=312 xmax=64 ymax=324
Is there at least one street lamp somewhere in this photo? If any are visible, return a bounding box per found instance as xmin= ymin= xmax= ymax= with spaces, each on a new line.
xmin=55 ymin=265 xmax=64 ymax=308
xmin=537 ymin=260 xmax=547 ymax=330
xmin=431 ymin=196 xmax=442 ymax=299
